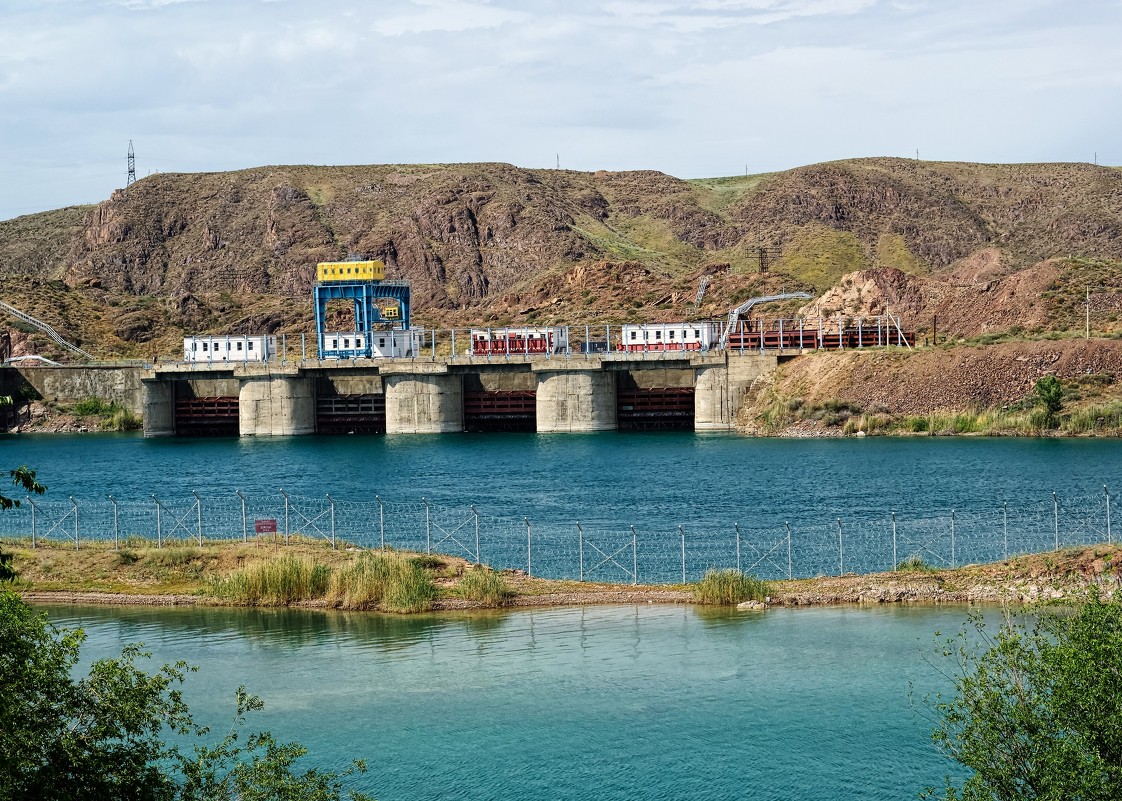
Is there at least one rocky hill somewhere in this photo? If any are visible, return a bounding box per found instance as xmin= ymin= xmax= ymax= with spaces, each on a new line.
xmin=1 ymin=158 xmax=1121 ymax=359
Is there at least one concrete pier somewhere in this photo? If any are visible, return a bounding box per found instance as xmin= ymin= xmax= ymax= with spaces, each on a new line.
xmin=383 ymin=370 xmax=464 ymax=434
xmin=238 ymin=375 xmax=316 ymax=436
xmin=142 ymin=380 xmax=175 ymax=438
xmin=535 ymin=367 xmax=617 ymax=433
xmin=694 ymin=353 xmax=777 ymax=430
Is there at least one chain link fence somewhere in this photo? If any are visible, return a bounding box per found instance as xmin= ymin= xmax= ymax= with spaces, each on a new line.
xmin=1 ymin=487 xmax=1115 ymax=584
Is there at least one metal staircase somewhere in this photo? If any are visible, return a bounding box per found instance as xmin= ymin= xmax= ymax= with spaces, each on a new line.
xmin=0 ymin=300 xmax=94 ymax=361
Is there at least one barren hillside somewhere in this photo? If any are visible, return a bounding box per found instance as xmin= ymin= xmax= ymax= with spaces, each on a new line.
xmin=1 ymin=158 xmax=1121 ymax=359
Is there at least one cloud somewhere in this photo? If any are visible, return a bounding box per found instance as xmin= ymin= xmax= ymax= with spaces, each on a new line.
xmin=0 ymin=0 xmax=1120 ymax=218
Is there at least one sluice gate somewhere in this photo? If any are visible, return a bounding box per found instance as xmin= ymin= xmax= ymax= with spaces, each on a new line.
xmin=617 ymin=387 xmax=695 ymax=430
xmin=463 ymin=391 xmax=536 ymax=432
xmin=174 ymin=396 xmax=238 ymax=437
xmin=315 ymin=394 xmax=385 ymax=434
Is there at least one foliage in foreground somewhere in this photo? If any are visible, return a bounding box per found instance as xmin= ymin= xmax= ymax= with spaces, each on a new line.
xmin=0 ymin=590 xmax=373 ymax=801
xmin=693 ymin=569 xmax=770 ymax=604
xmin=929 ymin=591 xmax=1122 ymax=800
xmin=1 ymin=466 xmax=45 ymax=581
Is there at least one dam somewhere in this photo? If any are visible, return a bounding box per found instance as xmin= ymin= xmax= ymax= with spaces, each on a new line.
xmin=7 ymin=351 xmax=781 ymax=437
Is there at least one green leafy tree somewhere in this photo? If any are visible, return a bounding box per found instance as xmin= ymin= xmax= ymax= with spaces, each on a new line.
xmin=0 ymin=591 xmax=374 ymax=801
xmin=1033 ymin=375 xmax=1064 ymax=425
xmin=929 ymin=592 xmax=1122 ymax=800
xmin=0 ymin=465 xmax=45 ymax=581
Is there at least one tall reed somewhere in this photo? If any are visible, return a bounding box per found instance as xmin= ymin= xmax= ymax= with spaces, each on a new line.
xmin=456 ymin=566 xmax=510 ymax=606
xmin=693 ymin=569 xmax=770 ymax=605
xmin=325 ymin=552 xmax=437 ymax=612
xmin=208 ymin=556 xmax=331 ymax=605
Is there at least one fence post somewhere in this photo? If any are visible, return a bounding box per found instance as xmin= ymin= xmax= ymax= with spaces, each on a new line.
xmin=525 ymin=517 xmax=532 ymax=577
xmin=109 ymin=495 xmax=119 ymax=551
xmin=1053 ymin=491 xmax=1059 ymax=550
xmin=376 ymin=495 xmax=385 ymax=550
xmin=192 ymin=491 xmax=203 ymax=546
xmin=735 ymin=522 xmax=741 ymax=574
xmin=29 ymin=498 xmax=37 ymax=548
xmin=70 ymin=497 xmax=79 ymax=551
xmin=327 ymin=493 xmax=336 ymax=549
xmin=424 ymin=497 xmax=431 ymax=554
xmin=1003 ymin=501 xmax=1009 ymax=560
xmin=950 ymin=509 xmax=956 ymax=568
xmin=891 ymin=511 xmax=897 ymax=571
xmin=837 ymin=518 xmax=844 ymax=575
xmin=577 ymin=522 xmax=584 ymax=582
xmin=786 ymin=522 xmax=792 ymax=580
xmin=280 ymin=489 xmax=290 ymax=546
xmin=472 ymin=504 xmax=480 ymax=565
xmin=152 ymin=495 xmax=162 ymax=549
xmin=631 ymin=525 xmax=638 ymax=586
xmin=1107 ymin=485 xmax=1113 ymax=545
xmin=236 ymin=490 xmax=247 ymax=543
xmin=679 ymin=525 xmax=686 ymax=584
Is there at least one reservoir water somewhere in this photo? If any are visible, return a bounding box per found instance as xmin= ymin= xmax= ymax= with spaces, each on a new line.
xmin=16 ymin=434 xmax=1102 ymax=797
xmin=46 ymin=602 xmax=972 ymax=801
xmin=5 ymin=433 xmax=1122 ymax=580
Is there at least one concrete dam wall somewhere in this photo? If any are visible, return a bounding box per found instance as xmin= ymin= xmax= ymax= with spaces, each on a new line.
xmin=5 ymin=352 xmax=781 ymax=437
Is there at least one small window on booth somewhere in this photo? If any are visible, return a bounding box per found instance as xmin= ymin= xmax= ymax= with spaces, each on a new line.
xmin=248 ymin=341 xmax=254 ymax=350
xmin=202 ymin=342 xmax=208 ymax=351
xmin=236 ymin=341 xmax=243 ymax=351
xmin=630 ymin=331 xmax=637 ymax=341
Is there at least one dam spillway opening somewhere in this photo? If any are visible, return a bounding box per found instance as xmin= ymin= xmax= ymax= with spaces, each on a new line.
xmin=315 ymin=394 xmax=386 ymax=434
xmin=463 ymin=390 xmax=537 ymax=433
xmin=174 ymin=395 xmax=239 ymax=437
xmin=616 ymin=387 xmax=695 ymax=431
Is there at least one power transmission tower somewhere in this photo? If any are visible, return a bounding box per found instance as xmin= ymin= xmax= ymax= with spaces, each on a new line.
xmin=126 ymin=140 xmax=136 ymax=189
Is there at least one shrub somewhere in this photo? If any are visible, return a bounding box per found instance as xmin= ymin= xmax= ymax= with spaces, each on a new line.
xmin=115 ymin=549 xmax=140 ymax=566
xmin=896 ymin=555 xmax=936 ymax=572
xmin=71 ymin=397 xmax=111 ymax=417
xmin=456 ymin=567 xmax=510 ymax=606
xmin=693 ymin=569 xmax=770 ymax=605
xmin=1034 ymin=375 xmax=1064 ymax=427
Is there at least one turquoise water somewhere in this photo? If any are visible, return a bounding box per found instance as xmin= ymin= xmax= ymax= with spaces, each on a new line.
xmin=46 ymin=602 xmax=972 ymax=801
xmin=6 ymin=432 xmax=1120 ymax=521
xmin=5 ymin=433 xmax=1122 ymax=580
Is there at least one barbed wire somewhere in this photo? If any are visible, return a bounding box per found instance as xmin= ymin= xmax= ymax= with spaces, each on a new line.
xmin=1 ymin=488 xmax=1116 ymax=585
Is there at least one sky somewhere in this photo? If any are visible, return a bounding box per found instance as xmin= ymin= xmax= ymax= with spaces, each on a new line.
xmin=1 ymin=0 xmax=1120 ymax=220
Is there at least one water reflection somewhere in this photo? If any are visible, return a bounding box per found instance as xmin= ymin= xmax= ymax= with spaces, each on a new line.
xmin=46 ymin=603 xmax=975 ymax=801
